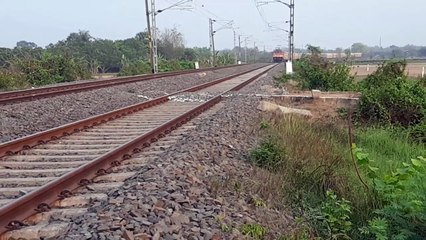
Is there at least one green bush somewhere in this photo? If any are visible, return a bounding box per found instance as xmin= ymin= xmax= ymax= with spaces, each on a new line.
xmin=355 ymin=146 xmax=426 ymax=239
xmin=12 ymin=53 xmax=91 ymax=86
xmin=357 ymin=61 xmax=426 ymax=128
xmin=118 ymin=60 xmax=151 ymax=76
xmin=316 ymin=190 xmax=353 ymax=238
xmin=118 ymin=60 xmax=194 ymax=76
xmin=274 ymin=73 xmax=293 ymax=86
xmin=250 ymin=139 xmax=285 ymax=169
xmin=294 ymin=48 xmax=354 ymax=91
xmin=408 ymin=121 xmax=426 ymax=143
xmin=0 ymin=70 xmax=29 ymax=90
xmin=240 ymin=223 xmax=268 ymax=240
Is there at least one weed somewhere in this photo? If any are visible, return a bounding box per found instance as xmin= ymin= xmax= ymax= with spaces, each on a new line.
xmin=408 ymin=120 xmax=426 ymax=144
xmin=215 ymin=213 xmax=233 ymax=233
xmin=220 ymin=223 xmax=232 ymax=233
xmin=356 ymin=128 xmax=426 ymax=175
xmin=359 ymin=217 xmax=389 ymax=240
xmin=259 ymin=121 xmax=270 ymax=130
xmin=355 ymin=144 xmax=426 ymax=239
xmin=250 ymin=139 xmax=285 ymax=170
xmin=234 ymin=181 xmax=242 ymax=197
xmin=274 ymin=73 xmax=293 ymax=85
xmin=279 ymin=217 xmax=317 ymax=240
xmin=249 ymin=196 xmax=266 ymax=208
xmin=240 ymin=223 xmax=268 ymax=240
xmin=208 ymin=176 xmax=228 ymax=198
xmin=336 ymin=107 xmax=349 ymax=119
xmin=318 ymin=190 xmax=353 ymax=237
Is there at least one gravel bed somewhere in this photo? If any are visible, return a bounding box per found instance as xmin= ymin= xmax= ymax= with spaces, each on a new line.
xmin=0 ymin=64 xmax=264 ymax=143
xmin=240 ymin=63 xmax=285 ymax=95
xmin=63 ymin=69 xmax=294 ymax=239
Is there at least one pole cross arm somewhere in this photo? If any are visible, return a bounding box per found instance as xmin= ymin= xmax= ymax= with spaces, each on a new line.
xmin=257 ymin=0 xmax=292 ymax=8
xmin=273 ymin=0 xmax=292 ymax=8
xmin=156 ymin=0 xmax=193 ymax=15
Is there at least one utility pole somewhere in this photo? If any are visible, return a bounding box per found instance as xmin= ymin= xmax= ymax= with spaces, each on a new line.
xmin=244 ymin=38 xmax=248 ymax=63
xmin=253 ymin=41 xmax=256 ymax=63
xmin=289 ymin=0 xmax=295 ymax=62
xmin=209 ymin=18 xmax=216 ymax=67
xmin=150 ymin=0 xmax=159 ymax=73
xmin=145 ymin=0 xmax=155 ymax=74
xmin=256 ymin=0 xmax=295 ymax=64
xmin=145 ymin=0 xmax=192 ymax=73
xmin=233 ymin=30 xmax=237 ymax=64
xmin=239 ymin=35 xmax=250 ymax=63
xmin=238 ymin=35 xmax=242 ymax=63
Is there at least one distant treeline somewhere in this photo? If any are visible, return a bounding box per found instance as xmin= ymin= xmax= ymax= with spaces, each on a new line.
xmin=1 ymin=29 xmax=270 ymax=90
xmin=314 ymin=42 xmax=426 ymax=60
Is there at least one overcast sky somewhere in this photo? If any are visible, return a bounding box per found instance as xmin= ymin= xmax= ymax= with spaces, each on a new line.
xmin=1 ymin=0 xmax=425 ymax=51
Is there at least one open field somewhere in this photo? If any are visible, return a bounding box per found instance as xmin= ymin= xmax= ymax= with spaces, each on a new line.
xmin=351 ymin=62 xmax=426 ymax=77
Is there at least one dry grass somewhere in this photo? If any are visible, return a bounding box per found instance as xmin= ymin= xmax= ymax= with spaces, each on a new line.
xmin=351 ymin=62 xmax=426 ymax=77
xmin=249 ymin=112 xmax=376 ymax=221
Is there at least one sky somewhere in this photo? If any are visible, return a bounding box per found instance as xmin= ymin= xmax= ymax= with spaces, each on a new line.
xmin=0 ymin=0 xmax=425 ymax=51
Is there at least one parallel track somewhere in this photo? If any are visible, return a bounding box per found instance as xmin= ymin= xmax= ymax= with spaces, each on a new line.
xmin=0 ymin=64 xmax=246 ymax=105
xmin=0 ymin=64 xmax=275 ymax=237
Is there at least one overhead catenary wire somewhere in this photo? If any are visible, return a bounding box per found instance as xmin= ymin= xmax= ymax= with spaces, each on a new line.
xmin=253 ymin=0 xmax=295 ymax=64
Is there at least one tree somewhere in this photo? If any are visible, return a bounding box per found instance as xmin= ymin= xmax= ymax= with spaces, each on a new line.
xmin=418 ymin=47 xmax=426 ymax=57
xmin=307 ymin=45 xmax=322 ymax=55
xmin=66 ymin=30 xmax=93 ymax=44
xmin=351 ymin=42 xmax=368 ymax=53
xmin=16 ymin=41 xmax=38 ymax=49
xmin=157 ymin=28 xmax=185 ymax=60
xmin=0 ymin=48 xmax=13 ymax=67
xmin=391 ymin=48 xmax=404 ymax=58
xmin=91 ymin=40 xmax=122 ymax=73
xmin=114 ymin=35 xmax=148 ymax=62
xmin=181 ymin=48 xmax=197 ymax=61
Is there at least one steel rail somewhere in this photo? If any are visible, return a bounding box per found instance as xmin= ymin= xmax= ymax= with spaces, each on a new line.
xmin=0 ymin=64 xmax=246 ymax=105
xmin=0 ymin=64 xmax=274 ymax=234
xmin=0 ymin=65 xmax=267 ymax=158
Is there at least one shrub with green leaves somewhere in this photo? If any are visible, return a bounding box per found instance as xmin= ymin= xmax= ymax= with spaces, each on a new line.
xmin=0 ymin=69 xmax=29 ymax=90
xmin=355 ymin=145 xmax=426 ymax=239
xmin=240 ymin=223 xmax=268 ymax=240
xmin=12 ymin=52 xmax=91 ymax=86
xmin=274 ymin=73 xmax=293 ymax=85
xmin=357 ymin=61 xmax=426 ymax=128
xmin=118 ymin=59 xmax=194 ymax=76
xmin=294 ymin=46 xmax=354 ymax=91
xmin=250 ymin=139 xmax=285 ymax=169
xmin=408 ymin=121 xmax=426 ymax=143
xmin=318 ymin=190 xmax=353 ymax=238
xmin=118 ymin=60 xmax=151 ymax=76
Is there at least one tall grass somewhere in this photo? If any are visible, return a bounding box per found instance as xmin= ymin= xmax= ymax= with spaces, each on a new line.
xmin=356 ymin=128 xmax=426 ymax=175
xmin=253 ymin=113 xmax=369 ymax=213
xmin=251 ymin=112 xmax=425 ymax=238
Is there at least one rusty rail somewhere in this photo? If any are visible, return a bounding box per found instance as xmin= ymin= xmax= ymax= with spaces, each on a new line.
xmin=0 ymin=65 xmax=266 ymax=158
xmin=0 ymin=64 xmax=274 ymax=234
xmin=0 ymin=64 xmax=247 ymax=105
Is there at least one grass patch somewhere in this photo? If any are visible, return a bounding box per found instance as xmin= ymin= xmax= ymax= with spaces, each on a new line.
xmin=240 ymin=223 xmax=268 ymax=240
xmin=356 ymin=128 xmax=426 ymax=175
xmin=0 ymin=70 xmax=30 ymax=90
xmin=251 ymin=112 xmax=425 ymax=239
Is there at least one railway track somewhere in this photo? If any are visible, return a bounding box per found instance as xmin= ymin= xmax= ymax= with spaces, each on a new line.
xmin=0 ymin=64 xmax=275 ymax=238
xmin=0 ymin=64 xmax=245 ymax=105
